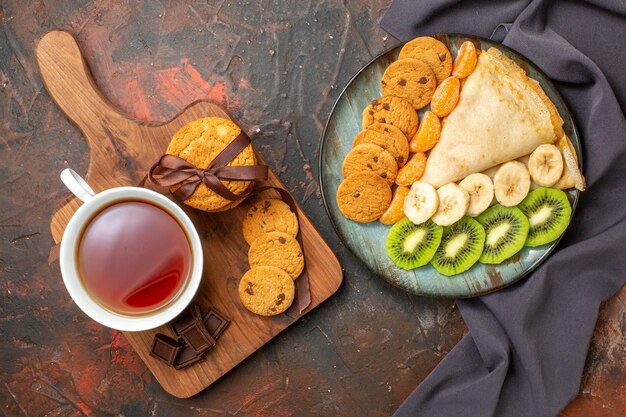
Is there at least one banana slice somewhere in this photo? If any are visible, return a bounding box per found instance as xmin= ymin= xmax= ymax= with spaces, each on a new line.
xmin=494 ymin=161 xmax=531 ymax=206
xmin=459 ymin=173 xmax=494 ymax=217
xmin=404 ymin=181 xmax=439 ymax=225
xmin=431 ymin=183 xmax=470 ymax=226
xmin=528 ymin=144 xmax=564 ymax=187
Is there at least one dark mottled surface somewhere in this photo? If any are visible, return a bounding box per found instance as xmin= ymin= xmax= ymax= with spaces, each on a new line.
xmin=0 ymin=1 xmax=623 ymax=416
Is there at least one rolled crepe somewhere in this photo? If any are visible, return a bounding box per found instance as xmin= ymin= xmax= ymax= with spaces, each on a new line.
xmin=420 ymin=47 xmax=566 ymax=188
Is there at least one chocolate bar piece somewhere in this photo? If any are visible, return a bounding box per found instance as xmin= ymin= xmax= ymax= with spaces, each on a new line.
xmin=173 ymin=341 xmax=203 ymax=370
xmin=170 ymin=305 xmax=230 ymax=340
xmin=149 ymin=333 xmax=183 ymax=366
xmin=179 ymin=320 xmax=216 ymax=355
xmin=169 ymin=309 xmax=194 ymax=337
xmin=204 ymin=310 xmax=230 ymax=339
xmin=160 ymin=305 xmax=231 ymax=371
xmin=169 ymin=305 xmax=204 ymax=336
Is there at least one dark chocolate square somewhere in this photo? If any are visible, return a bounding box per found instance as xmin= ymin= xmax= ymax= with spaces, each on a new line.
xmin=179 ymin=320 xmax=216 ymax=355
xmin=169 ymin=305 xmax=204 ymax=336
xmin=149 ymin=333 xmax=183 ymax=366
xmin=204 ymin=310 xmax=230 ymax=339
xmin=169 ymin=310 xmax=194 ymax=337
xmin=173 ymin=342 xmax=203 ymax=370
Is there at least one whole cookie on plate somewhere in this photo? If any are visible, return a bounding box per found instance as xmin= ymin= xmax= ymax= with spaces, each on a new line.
xmin=336 ymin=171 xmax=392 ymax=223
xmin=352 ymin=123 xmax=409 ymax=167
xmin=166 ymin=117 xmax=256 ymax=212
xmin=398 ymin=36 xmax=453 ymax=84
xmin=342 ymin=143 xmax=397 ymax=185
xmin=362 ymin=96 xmax=419 ymax=139
xmin=248 ymin=231 xmax=304 ymax=279
xmin=381 ymin=58 xmax=437 ymax=110
xmin=243 ymin=198 xmax=299 ymax=245
xmin=238 ymin=266 xmax=295 ymax=316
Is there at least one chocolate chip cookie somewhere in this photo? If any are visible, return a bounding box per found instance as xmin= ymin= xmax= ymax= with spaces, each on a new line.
xmin=398 ymin=36 xmax=453 ymax=84
xmin=342 ymin=143 xmax=398 ymax=185
xmin=352 ymin=123 xmax=409 ymax=167
xmin=362 ymin=96 xmax=419 ymax=139
xmin=336 ymin=171 xmax=392 ymax=223
xmin=248 ymin=231 xmax=304 ymax=279
xmin=242 ymin=198 xmax=299 ymax=245
xmin=238 ymin=266 xmax=295 ymax=316
xmin=381 ymin=58 xmax=436 ymax=110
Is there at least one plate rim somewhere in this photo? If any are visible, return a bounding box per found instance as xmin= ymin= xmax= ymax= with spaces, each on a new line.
xmin=318 ymin=33 xmax=582 ymax=299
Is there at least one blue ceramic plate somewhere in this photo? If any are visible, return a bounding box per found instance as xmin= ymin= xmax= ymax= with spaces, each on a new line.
xmin=320 ymin=34 xmax=582 ymax=298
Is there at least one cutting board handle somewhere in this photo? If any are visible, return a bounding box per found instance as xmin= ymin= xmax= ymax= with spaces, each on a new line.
xmin=36 ymin=30 xmax=132 ymax=133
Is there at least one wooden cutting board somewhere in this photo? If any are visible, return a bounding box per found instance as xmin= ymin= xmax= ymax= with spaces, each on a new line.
xmin=38 ymin=30 xmax=342 ymax=398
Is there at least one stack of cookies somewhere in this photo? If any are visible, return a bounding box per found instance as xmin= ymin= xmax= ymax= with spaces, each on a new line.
xmin=337 ymin=36 xmax=475 ymax=225
xmin=166 ymin=117 xmax=256 ymax=212
xmin=238 ymin=199 xmax=304 ymax=316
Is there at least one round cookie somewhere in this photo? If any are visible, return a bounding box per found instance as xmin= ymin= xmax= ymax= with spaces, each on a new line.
xmin=238 ymin=266 xmax=295 ymax=316
xmin=166 ymin=117 xmax=256 ymax=212
xmin=243 ymin=198 xmax=299 ymax=245
xmin=381 ymin=58 xmax=436 ymax=110
xmin=342 ymin=143 xmax=397 ymax=185
xmin=336 ymin=172 xmax=392 ymax=223
xmin=362 ymin=96 xmax=419 ymax=139
xmin=352 ymin=123 xmax=409 ymax=167
xmin=398 ymin=36 xmax=453 ymax=85
xmin=248 ymin=232 xmax=304 ymax=279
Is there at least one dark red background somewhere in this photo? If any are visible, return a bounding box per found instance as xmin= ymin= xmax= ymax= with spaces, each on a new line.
xmin=0 ymin=1 xmax=623 ymax=415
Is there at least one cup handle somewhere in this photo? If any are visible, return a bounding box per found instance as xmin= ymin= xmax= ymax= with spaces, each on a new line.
xmin=60 ymin=169 xmax=96 ymax=202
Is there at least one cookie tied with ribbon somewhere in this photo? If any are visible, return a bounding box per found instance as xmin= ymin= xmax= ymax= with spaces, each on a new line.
xmin=152 ymin=117 xmax=268 ymax=212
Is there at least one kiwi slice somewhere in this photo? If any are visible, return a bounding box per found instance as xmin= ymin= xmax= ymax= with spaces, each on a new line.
xmin=518 ymin=187 xmax=572 ymax=247
xmin=477 ymin=205 xmax=529 ymax=264
xmin=386 ymin=218 xmax=443 ymax=270
xmin=430 ymin=217 xmax=485 ymax=276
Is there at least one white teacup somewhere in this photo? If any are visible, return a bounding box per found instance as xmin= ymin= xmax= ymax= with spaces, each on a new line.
xmin=59 ymin=168 xmax=203 ymax=331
